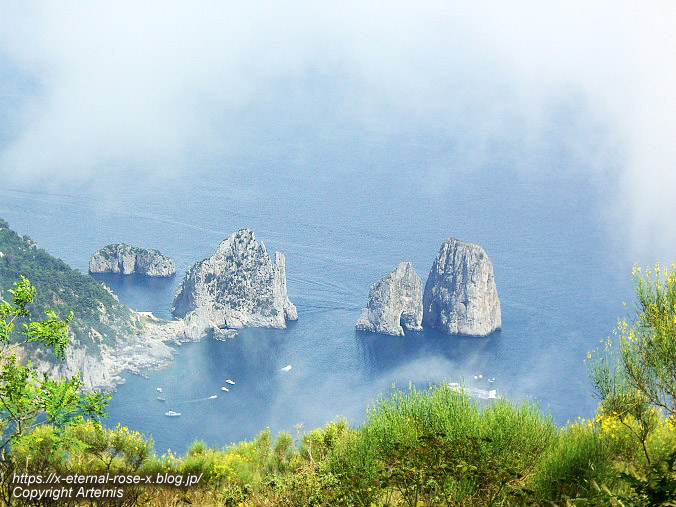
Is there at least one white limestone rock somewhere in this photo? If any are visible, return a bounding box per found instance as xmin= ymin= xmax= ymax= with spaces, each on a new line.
xmin=172 ymin=229 xmax=297 ymax=331
xmin=356 ymin=262 xmax=423 ymax=336
xmin=423 ymin=238 xmax=501 ymax=336
xmin=89 ymin=244 xmax=175 ymax=277
xmin=212 ymin=327 xmax=238 ymax=341
xmin=20 ymin=311 xmax=181 ymax=392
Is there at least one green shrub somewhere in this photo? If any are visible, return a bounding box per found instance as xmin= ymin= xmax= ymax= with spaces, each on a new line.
xmin=300 ymin=419 xmax=349 ymax=463
xmin=326 ymin=384 xmax=558 ymax=506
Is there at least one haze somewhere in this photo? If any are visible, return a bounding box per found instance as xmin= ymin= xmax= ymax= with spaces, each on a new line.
xmin=0 ymin=1 xmax=674 ymax=259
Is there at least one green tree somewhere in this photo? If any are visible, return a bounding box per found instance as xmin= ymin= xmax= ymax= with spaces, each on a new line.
xmin=589 ymin=262 xmax=675 ymax=427
xmin=589 ymin=263 xmax=676 ymax=504
xmin=624 ymin=263 xmax=676 ymax=416
xmin=0 ymin=276 xmax=109 ymax=453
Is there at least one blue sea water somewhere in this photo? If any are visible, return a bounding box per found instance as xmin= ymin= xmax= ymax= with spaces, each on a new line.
xmin=0 ymin=130 xmax=634 ymax=453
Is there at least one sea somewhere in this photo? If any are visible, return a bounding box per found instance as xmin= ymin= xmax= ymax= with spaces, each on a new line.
xmin=0 ymin=126 xmax=635 ymax=453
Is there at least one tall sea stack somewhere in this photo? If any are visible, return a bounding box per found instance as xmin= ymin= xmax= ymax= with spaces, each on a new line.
xmin=422 ymin=238 xmax=501 ymax=336
xmin=355 ymin=262 xmax=423 ymax=336
xmin=173 ymin=229 xmax=297 ymax=329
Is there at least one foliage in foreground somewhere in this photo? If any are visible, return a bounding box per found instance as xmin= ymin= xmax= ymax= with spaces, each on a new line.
xmin=0 ymin=277 xmax=109 ymax=450
xmin=4 ymin=386 xmax=674 ymax=506
xmin=0 ymin=276 xmax=110 ymax=506
xmin=1 ymin=264 xmax=675 ymax=505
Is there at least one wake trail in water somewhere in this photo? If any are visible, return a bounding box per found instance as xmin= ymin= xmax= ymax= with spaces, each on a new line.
xmin=110 ymin=394 xmax=222 ymax=410
xmin=170 ymin=396 xmax=220 ymax=405
xmin=0 ymin=186 xmax=97 ymax=202
xmin=298 ymin=302 xmax=361 ymax=313
xmin=290 ymin=276 xmax=360 ymax=298
xmin=0 ymin=187 xmax=228 ymax=237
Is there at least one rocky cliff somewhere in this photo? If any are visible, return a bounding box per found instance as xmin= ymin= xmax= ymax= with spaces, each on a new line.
xmin=172 ymin=229 xmax=297 ymax=334
xmin=17 ymin=313 xmax=179 ymax=390
xmin=422 ymin=238 xmax=501 ymax=336
xmin=0 ymin=219 xmax=192 ymax=391
xmin=356 ymin=262 xmax=423 ymax=336
xmin=89 ymin=244 xmax=175 ymax=277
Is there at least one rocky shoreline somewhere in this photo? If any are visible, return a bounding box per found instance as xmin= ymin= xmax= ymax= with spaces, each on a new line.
xmin=24 ymin=313 xmax=207 ymax=392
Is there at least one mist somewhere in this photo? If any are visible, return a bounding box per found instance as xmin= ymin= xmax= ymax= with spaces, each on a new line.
xmin=0 ymin=1 xmax=675 ymax=257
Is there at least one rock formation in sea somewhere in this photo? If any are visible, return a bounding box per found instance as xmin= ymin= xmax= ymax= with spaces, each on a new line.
xmin=355 ymin=262 xmax=423 ymax=336
xmin=422 ymin=238 xmax=501 ymax=336
xmin=89 ymin=244 xmax=176 ymax=277
xmin=172 ymin=229 xmax=297 ymax=333
xmin=3 ymin=218 xmax=256 ymax=391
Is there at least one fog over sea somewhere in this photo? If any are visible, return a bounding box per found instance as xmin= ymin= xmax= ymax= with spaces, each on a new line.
xmin=1 ymin=1 xmax=674 ymax=454
xmin=0 ymin=126 xmax=633 ymax=451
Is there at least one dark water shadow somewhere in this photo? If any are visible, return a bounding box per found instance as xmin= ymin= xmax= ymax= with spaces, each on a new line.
xmin=90 ymin=272 xmax=177 ymax=319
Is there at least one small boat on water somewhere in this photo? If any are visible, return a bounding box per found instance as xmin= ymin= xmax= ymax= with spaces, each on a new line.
xmin=208 ymin=395 xmax=217 ymax=400
xmin=280 ymin=365 xmax=292 ymax=372
xmin=156 ymin=387 xmax=163 ymax=393
xmin=225 ymin=379 xmax=235 ymax=385
xmin=221 ymin=386 xmax=229 ymax=392
xmin=446 ymin=382 xmax=497 ymax=400
xmin=157 ymin=397 xmax=166 ymax=401
xmin=165 ymin=411 xmax=181 ymax=417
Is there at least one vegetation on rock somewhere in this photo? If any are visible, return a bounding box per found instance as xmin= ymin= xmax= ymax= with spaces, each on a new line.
xmin=0 ymin=219 xmax=140 ymax=352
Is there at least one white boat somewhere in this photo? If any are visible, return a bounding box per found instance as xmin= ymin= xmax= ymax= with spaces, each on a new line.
xmin=208 ymin=395 xmax=217 ymax=400
xmin=488 ymin=378 xmax=495 ymax=383
xmin=156 ymin=387 xmax=163 ymax=393
xmin=446 ymin=383 xmax=497 ymax=400
xmin=165 ymin=411 xmax=181 ymax=417
xmin=280 ymin=365 xmax=292 ymax=372
xmin=221 ymin=386 xmax=229 ymax=392
xmin=157 ymin=397 xmax=165 ymax=402
xmin=225 ymin=379 xmax=235 ymax=385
